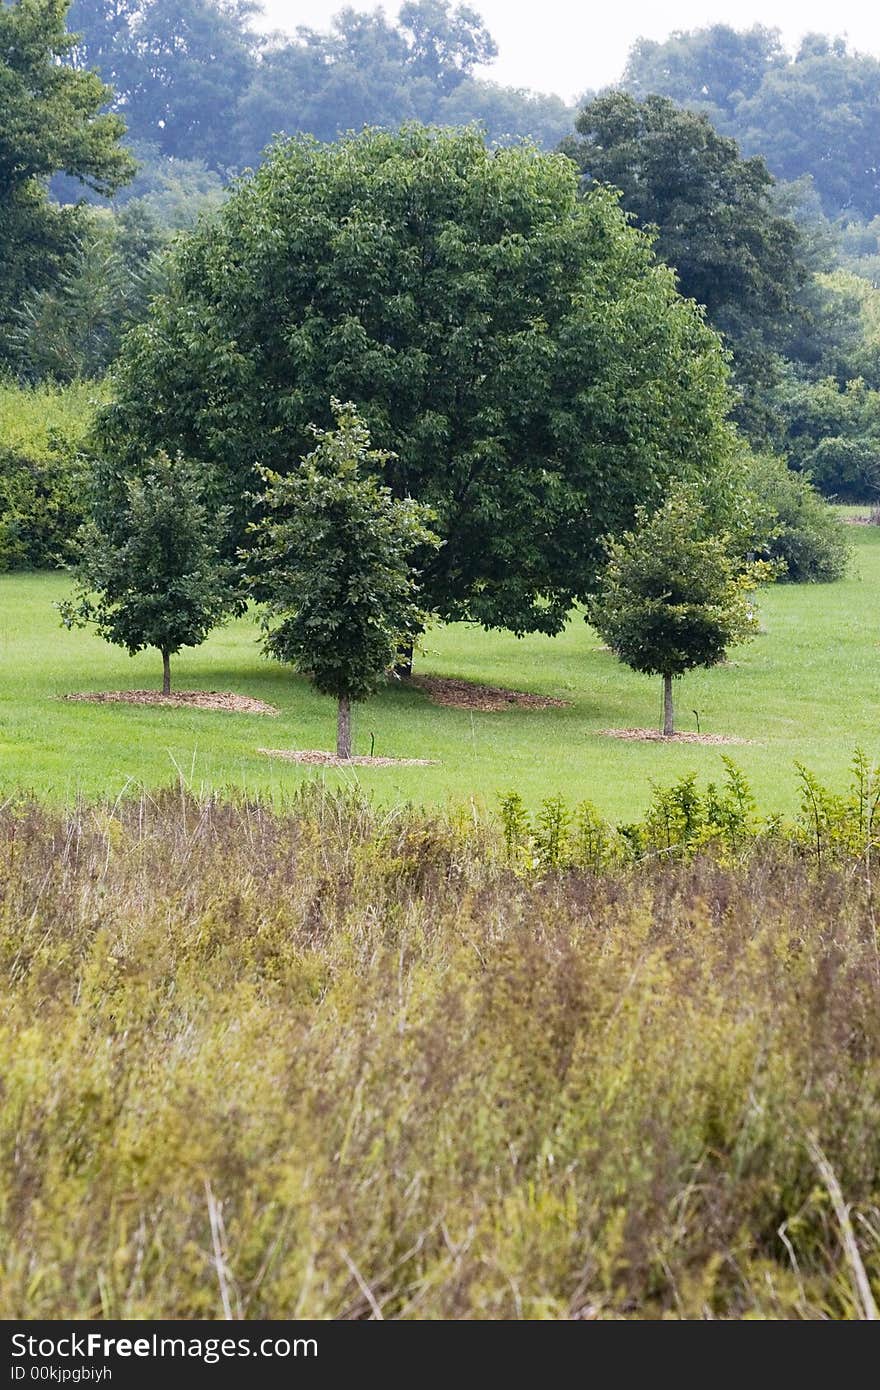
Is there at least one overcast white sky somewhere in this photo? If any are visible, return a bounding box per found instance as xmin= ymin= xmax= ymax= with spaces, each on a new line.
xmin=256 ymin=1 xmax=880 ymax=100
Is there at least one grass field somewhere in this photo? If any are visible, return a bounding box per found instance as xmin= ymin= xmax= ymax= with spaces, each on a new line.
xmin=2 ymin=523 xmax=878 ymax=816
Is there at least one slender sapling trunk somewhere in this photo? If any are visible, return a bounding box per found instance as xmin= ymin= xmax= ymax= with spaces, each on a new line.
xmin=162 ymin=648 xmax=171 ymax=697
xmin=663 ymin=672 xmax=674 ymax=737
xmin=337 ymin=694 xmax=352 ymax=759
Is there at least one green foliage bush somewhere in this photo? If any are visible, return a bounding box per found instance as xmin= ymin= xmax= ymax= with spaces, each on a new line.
xmin=765 ymin=374 xmax=880 ymax=499
xmin=745 ymin=453 xmax=851 ymax=581
xmin=807 ymin=436 xmax=880 ymax=499
xmin=500 ymin=751 xmax=880 ymax=869
xmin=2 ymin=779 xmax=879 ymax=1319
xmin=0 ymin=380 xmax=102 ymax=570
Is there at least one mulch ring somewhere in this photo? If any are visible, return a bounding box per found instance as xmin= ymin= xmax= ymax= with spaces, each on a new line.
xmin=63 ymin=690 xmax=279 ymax=715
xmin=601 ymin=728 xmax=753 ymax=745
xmin=410 ymin=674 xmax=569 ymax=713
xmin=259 ymin=748 xmax=438 ymax=767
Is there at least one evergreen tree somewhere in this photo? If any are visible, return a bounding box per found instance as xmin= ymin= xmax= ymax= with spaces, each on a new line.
xmin=567 ymin=92 xmax=806 ymax=402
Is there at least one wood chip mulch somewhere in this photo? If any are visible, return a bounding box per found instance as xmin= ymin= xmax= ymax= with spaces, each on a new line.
xmin=601 ymin=728 xmax=753 ymax=745
xmin=410 ymin=674 xmax=569 ymax=713
xmin=64 ymin=690 xmax=279 ymax=714
xmin=258 ymin=748 xmax=438 ymax=767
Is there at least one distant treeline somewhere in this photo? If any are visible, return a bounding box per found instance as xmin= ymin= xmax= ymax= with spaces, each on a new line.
xmin=63 ymin=0 xmax=575 ymax=178
xmin=56 ymin=9 xmax=880 ymax=309
xmin=64 ymin=7 xmax=880 ymax=239
xmin=623 ymin=26 xmax=880 ymax=223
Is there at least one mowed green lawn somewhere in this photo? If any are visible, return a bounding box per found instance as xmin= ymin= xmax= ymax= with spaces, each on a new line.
xmin=2 ymin=524 xmax=878 ymax=817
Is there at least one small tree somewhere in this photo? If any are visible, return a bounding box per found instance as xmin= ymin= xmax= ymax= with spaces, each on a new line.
xmin=250 ymin=402 xmax=440 ymax=759
xmin=59 ymin=452 xmax=238 ymax=694
xmin=588 ymin=488 xmax=765 ymax=736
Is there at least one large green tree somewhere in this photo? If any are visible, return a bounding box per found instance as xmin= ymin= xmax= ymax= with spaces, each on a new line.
xmin=586 ymin=63 xmax=880 ymax=465
xmin=567 ymin=92 xmax=806 ymax=397
xmin=0 ymin=0 xmax=133 ymax=356
xmin=99 ymin=125 xmax=735 ymax=639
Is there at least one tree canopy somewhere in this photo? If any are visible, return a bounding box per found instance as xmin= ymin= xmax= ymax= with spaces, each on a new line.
xmin=736 ymin=39 xmax=880 ymax=220
xmin=0 ymin=0 xmax=134 ymax=356
xmin=622 ymin=25 xmax=786 ymax=128
xmin=0 ymin=0 xmax=132 ymax=195
xmin=564 ymin=88 xmax=880 ymax=469
xmin=69 ymin=0 xmax=260 ymax=169
xmin=568 ymin=92 xmax=806 ymax=393
xmin=64 ymin=0 xmax=573 ymax=172
xmin=99 ymin=124 xmax=736 ymax=637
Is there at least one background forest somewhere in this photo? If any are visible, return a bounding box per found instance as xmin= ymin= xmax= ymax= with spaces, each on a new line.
xmin=5 ymin=2 xmax=880 ymax=514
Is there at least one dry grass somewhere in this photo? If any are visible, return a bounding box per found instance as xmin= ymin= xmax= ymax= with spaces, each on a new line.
xmin=258 ymin=749 xmax=438 ymax=767
xmin=2 ymin=788 xmax=880 ymax=1320
xmin=63 ymin=690 xmax=279 ymax=714
xmin=601 ymin=729 xmax=754 ymax=745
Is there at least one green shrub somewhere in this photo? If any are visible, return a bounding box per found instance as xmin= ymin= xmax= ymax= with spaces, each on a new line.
xmin=746 ymin=453 xmax=851 ymax=581
xmin=806 ymin=436 xmax=880 ymax=501
xmin=0 ymin=380 xmax=102 ymax=570
xmin=503 ymin=752 xmax=880 ymax=869
xmin=501 ymin=790 xmax=623 ymax=872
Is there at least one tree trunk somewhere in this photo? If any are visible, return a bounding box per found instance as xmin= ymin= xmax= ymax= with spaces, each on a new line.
xmin=162 ymin=649 xmax=171 ymax=697
xmin=663 ymin=672 xmax=674 ymax=737
xmin=337 ymin=695 xmax=352 ymax=759
xmin=393 ymin=639 xmax=414 ymax=680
